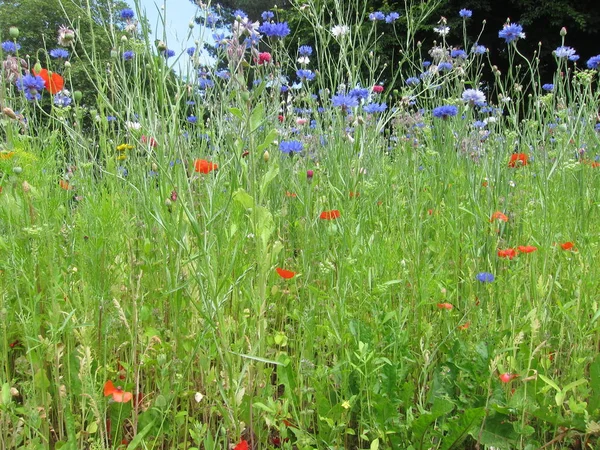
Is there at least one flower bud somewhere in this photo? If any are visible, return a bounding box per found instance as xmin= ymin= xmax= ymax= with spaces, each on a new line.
xmin=263 ymin=151 xmax=270 ymax=162
xmin=73 ymin=90 xmax=82 ymax=102
xmin=560 ymin=27 xmax=567 ymax=36
xmin=110 ymin=48 xmax=118 ymax=58
xmin=3 ymin=107 xmax=17 ymax=120
xmin=9 ymin=26 xmax=19 ymax=39
xmin=121 ymin=35 xmax=128 ymax=42
xmin=156 ymin=40 xmax=167 ymax=52
xmin=33 ymin=61 xmax=42 ymax=73
xmin=13 ymin=166 xmax=22 ymax=174
xmin=22 ymin=181 xmax=31 ymax=193
xmin=64 ymin=61 xmax=71 ymax=69
xmin=306 ymin=170 xmax=314 ymax=181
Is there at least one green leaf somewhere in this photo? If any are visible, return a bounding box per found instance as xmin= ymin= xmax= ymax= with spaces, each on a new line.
xmin=249 ymin=103 xmax=265 ymax=133
xmin=233 ymin=188 xmax=254 ymax=210
xmin=439 ymin=407 xmax=485 ymax=450
xmin=370 ymin=438 xmax=380 ymax=450
xmin=229 ymin=107 xmax=244 ymax=121
xmin=253 ymin=402 xmax=276 ymax=414
xmin=411 ymin=398 xmax=454 ymax=448
xmin=126 ymin=420 xmax=156 ymax=450
xmin=538 ymin=374 xmax=560 ymax=392
xmin=230 ymin=351 xmax=282 ymax=365
xmin=475 ymin=414 xmax=518 ymax=449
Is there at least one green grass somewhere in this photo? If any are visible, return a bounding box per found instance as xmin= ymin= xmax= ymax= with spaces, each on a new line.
xmin=1 ymin=1 xmax=600 ymax=449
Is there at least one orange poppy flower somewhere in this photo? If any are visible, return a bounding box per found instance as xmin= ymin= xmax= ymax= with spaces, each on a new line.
xmin=436 ymin=302 xmax=453 ymax=310
xmin=320 ymin=210 xmax=340 ymax=220
xmin=560 ymin=241 xmax=575 ymax=251
xmin=285 ymin=191 xmax=297 ymax=197
xmin=104 ymin=380 xmax=133 ymax=403
xmin=508 ymin=153 xmax=528 ymax=167
xmin=498 ymin=248 xmax=517 ymax=259
xmin=276 ymin=268 xmax=295 ymax=279
xmin=33 ymin=68 xmax=64 ymax=94
xmin=194 ymin=159 xmax=218 ymax=174
xmin=349 ymin=191 xmax=359 ymax=198
xmin=490 ymin=211 xmax=508 ymax=222
xmin=517 ymin=245 xmax=537 ymax=253
xmin=458 ymin=322 xmax=470 ymax=330
xmin=59 ymin=179 xmax=72 ymax=190
xmin=234 ymin=440 xmax=248 ymax=450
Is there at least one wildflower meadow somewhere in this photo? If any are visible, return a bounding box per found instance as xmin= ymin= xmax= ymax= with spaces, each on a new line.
xmin=2 ymin=0 xmax=600 ymax=448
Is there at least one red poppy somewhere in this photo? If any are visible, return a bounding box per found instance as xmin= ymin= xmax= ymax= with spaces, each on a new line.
xmin=372 ymin=85 xmax=384 ymax=93
xmin=560 ymin=241 xmax=575 ymax=251
xmin=320 ymin=210 xmax=340 ymax=220
xmin=458 ymin=322 xmax=470 ymax=330
xmin=285 ymin=191 xmax=297 ymax=197
xmin=194 ymin=159 xmax=218 ymax=174
xmin=349 ymin=191 xmax=359 ymax=198
xmin=276 ymin=268 xmax=295 ymax=279
xmin=436 ymin=302 xmax=453 ymax=310
xmin=141 ymin=135 xmax=158 ymax=148
xmin=499 ymin=373 xmax=519 ymax=383
xmin=517 ymin=245 xmax=537 ymax=253
xmin=508 ymin=153 xmax=528 ymax=167
xmin=104 ymin=380 xmax=133 ymax=403
xmin=33 ymin=68 xmax=64 ymax=94
xmin=234 ymin=440 xmax=248 ymax=450
xmin=490 ymin=211 xmax=508 ymax=222
xmin=497 ymin=248 xmax=517 ymax=259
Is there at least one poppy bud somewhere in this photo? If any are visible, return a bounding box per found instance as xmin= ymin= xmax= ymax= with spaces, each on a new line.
xmin=121 ymin=35 xmax=128 ymax=42
xmin=13 ymin=166 xmax=22 ymax=174
xmin=33 ymin=61 xmax=42 ymax=73
xmin=241 ymin=91 xmax=250 ymax=102
xmin=560 ymin=27 xmax=567 ymax=36
xmin=151 ymin=163 xmax=158 ymax=172
xmin=306 ymin=170 xmax=314 ymax=181
xmin=156 ymin=40 xmax=167 ymax=52
xmin=73 ymin=90 xmax=82 ymax=102
xmin=64 ymin=61 xmax=71 ymax=69
xmin=263 ymin=151 xmax=270 ymax=162
xmin=110 ymin=48 xmax=118 ymax=58
xmin=9 ymin=27 xmax=19 ymax=39
xmin=3 ymin=107 xmax=17 ymax=120
xmin=22 ymin=181 xmax=31 ymax=192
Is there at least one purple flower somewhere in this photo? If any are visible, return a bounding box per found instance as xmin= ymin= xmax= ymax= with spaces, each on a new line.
xmin=432 ymin=105 xmax=458 ymax=119
xmin=405 ymin=77 xmax=420 ymax=86
xmin=438 ymin=61 xmax=453 ymax=71
xmin=298 ymin=45 xmax=313 ymax=56
xmin=187 ymin=47 xmax=197 ymax=57
xmin=476 ymin=272 xmax=494 ymax=283
xmin=498 ymin=23 xmax=525 ymax=44
xmin=163 ymin=49 xmax=176 ymax=58
xmin=349 ymin=87 xmax=369 ymax=100
xmin=279 ymin=140 xmax=303 ymax=153
xmin=451 ymin=49 xmax=467 ymax=59
xmin=586 ymin=55 xmax=600 ymax=70
xmin=363 ymin=102 xmax=387 ymax=114
xmin=261 ymin=11 xmax=274 ymax=21
xmin=542 ymin=83 xmax=554 ymax=92
xmin=459 ymin=9 xmax=472 ymax=18
xmin=123 ymin=50 xmax=134 ymax=60
xmin=205 ymin=13 xmax=219 ymax=27
xmin=54 ymin=92 xmax=72 ymax=107
xmin=233 ymin=10 xmax=247 ymax=19
xmin=120 ymin=8 xmax=135 ymax=20
xmin=296 ymin=69 xmax=315 ymax=81
xmin=553 ymin=46 xmax=577 ymax=59
xmin=385 ymin=12 xmax=400 ymax=23
xmin=187 ymin=116 xmax=197 ymax=124
xmin=462 ymin=89 xmax=486 ymax=106
xmin=472 ymin=44 xmax=487 ymax=55
xmin=332 ymin=94 xmax=359 ymax=109
xmin=1 ymin=41 xmax=20 ymax=53
xmin=16 ymin=74 xmax=46 ymax=101
xmin=49 ymin=48 xmax=69 ymax=59
xmin=258 ymin=22 xmax=290 ymax=39
xmin=369 ymin=11 xmax=385 ymax=21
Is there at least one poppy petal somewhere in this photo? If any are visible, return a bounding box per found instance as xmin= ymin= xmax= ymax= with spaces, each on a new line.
xmin=104 ymin=380 xmax=116 ymax=397
xmin=276 ymin=268 xmax=295 ymax=279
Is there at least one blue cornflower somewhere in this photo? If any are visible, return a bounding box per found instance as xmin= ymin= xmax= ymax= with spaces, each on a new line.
xmin=279 ymin=140 xmax=303 ymax=153
xmin=586 ymin=55 xmax=600 ymax=69
xmin=280 ymin=85 xmax=289 ymax=93
xmin=16 ymin=74 xmax=46 ymax=101
xmin=163 ymin=49 xmax=176 ymax=58
xmin=542 ymin=83 xmax=554 ymax=92
xmin=385 ymin=12 xmax=400 ymax=23
xmin=1 ymin=41 xmax=21 ymax=53
xmin=215 ymin=70 xmax=230 ymax=80
xmin=187 ymin=47 xmax=196 ymax=57
xmin=49 ymin=48 xmax=69 ymax=59
xmin=123 ymin=50 xmax=134 ymax=61
xmin=438 ymin=61 xmax=453 ymax=71
xmin=296 ymin=69 xmax=315 ymax=81
xmin=349 ymin=87 xmax=369 ymax=100
xmin=199 ymin=78 xmax=214 ymax=89
xmin=554 ymin=46 xmax=577 ymax=59
xmin=432 ymin=105 xmax=458 ymax=119
xmin=422 ymin=60 xmax=431 ymax=68
xmin=261 ymin=11 xmax=274 ymax=21
xmin=258 ymin=22 xmax=290 ymax=39
xmin=462 ymin=89 xmax=486 ymax=106
xmin=369 ymin=11 xmax=385 ymax=21
xmin=118 ymin=166 xmax=128 ymax=177
xmin=187 ymin=116 xmax=197 ymax=124
xmin=120 ymin=8 xmax=135 ymax=20
xmin=205 ymin=13 xmax=219 ymax=27
xmin=476 ymin=272 xmax=494 ymax=283
xmin=405 ymin=77 xmax=420 ymax=86
xmin=233 ymin=10 xmax=247 ymax=19
xmin=54 ymin=92 xmax=72 ymax=107
xmin=212 ymin=33 xmax=228 ymax=49
xmin=298 ymin=45 xmax=313 ymax=56
xmin=473 ymin=120 xmax=486 ymax=128
xmin=569 ymin=54 xmax=580 ymax=62
xmin=595 ymin=123 xmax=600 ymax=131
xmin=472 ymin=44 xmax=487 ymax=55
xmin=498 ymin=23 xmax=525 ymax=44
xmin=451 ymin=49 xmax=467 ymax=59
xmin=332 ymin=94 xmax=359 ymax=109
xmin=363 ymin=102 xmax=387 ymax=114
xmin=107 ymin=116 xmax=116 ymax=122
xmin=459 ymin=9 xmax=472 ymax=18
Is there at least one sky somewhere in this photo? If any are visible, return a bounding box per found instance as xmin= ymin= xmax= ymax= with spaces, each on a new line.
xmin=133 ymin=0 xmax=211 ymax=71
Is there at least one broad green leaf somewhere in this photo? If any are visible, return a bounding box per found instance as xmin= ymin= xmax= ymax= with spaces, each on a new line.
xmin=233 ymin=188 xmax=254 ymax=210
xmin=439 ymin=407 xmax=485 ymax=450
xmin=126 ymin=420 xmax=156 ymax=450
